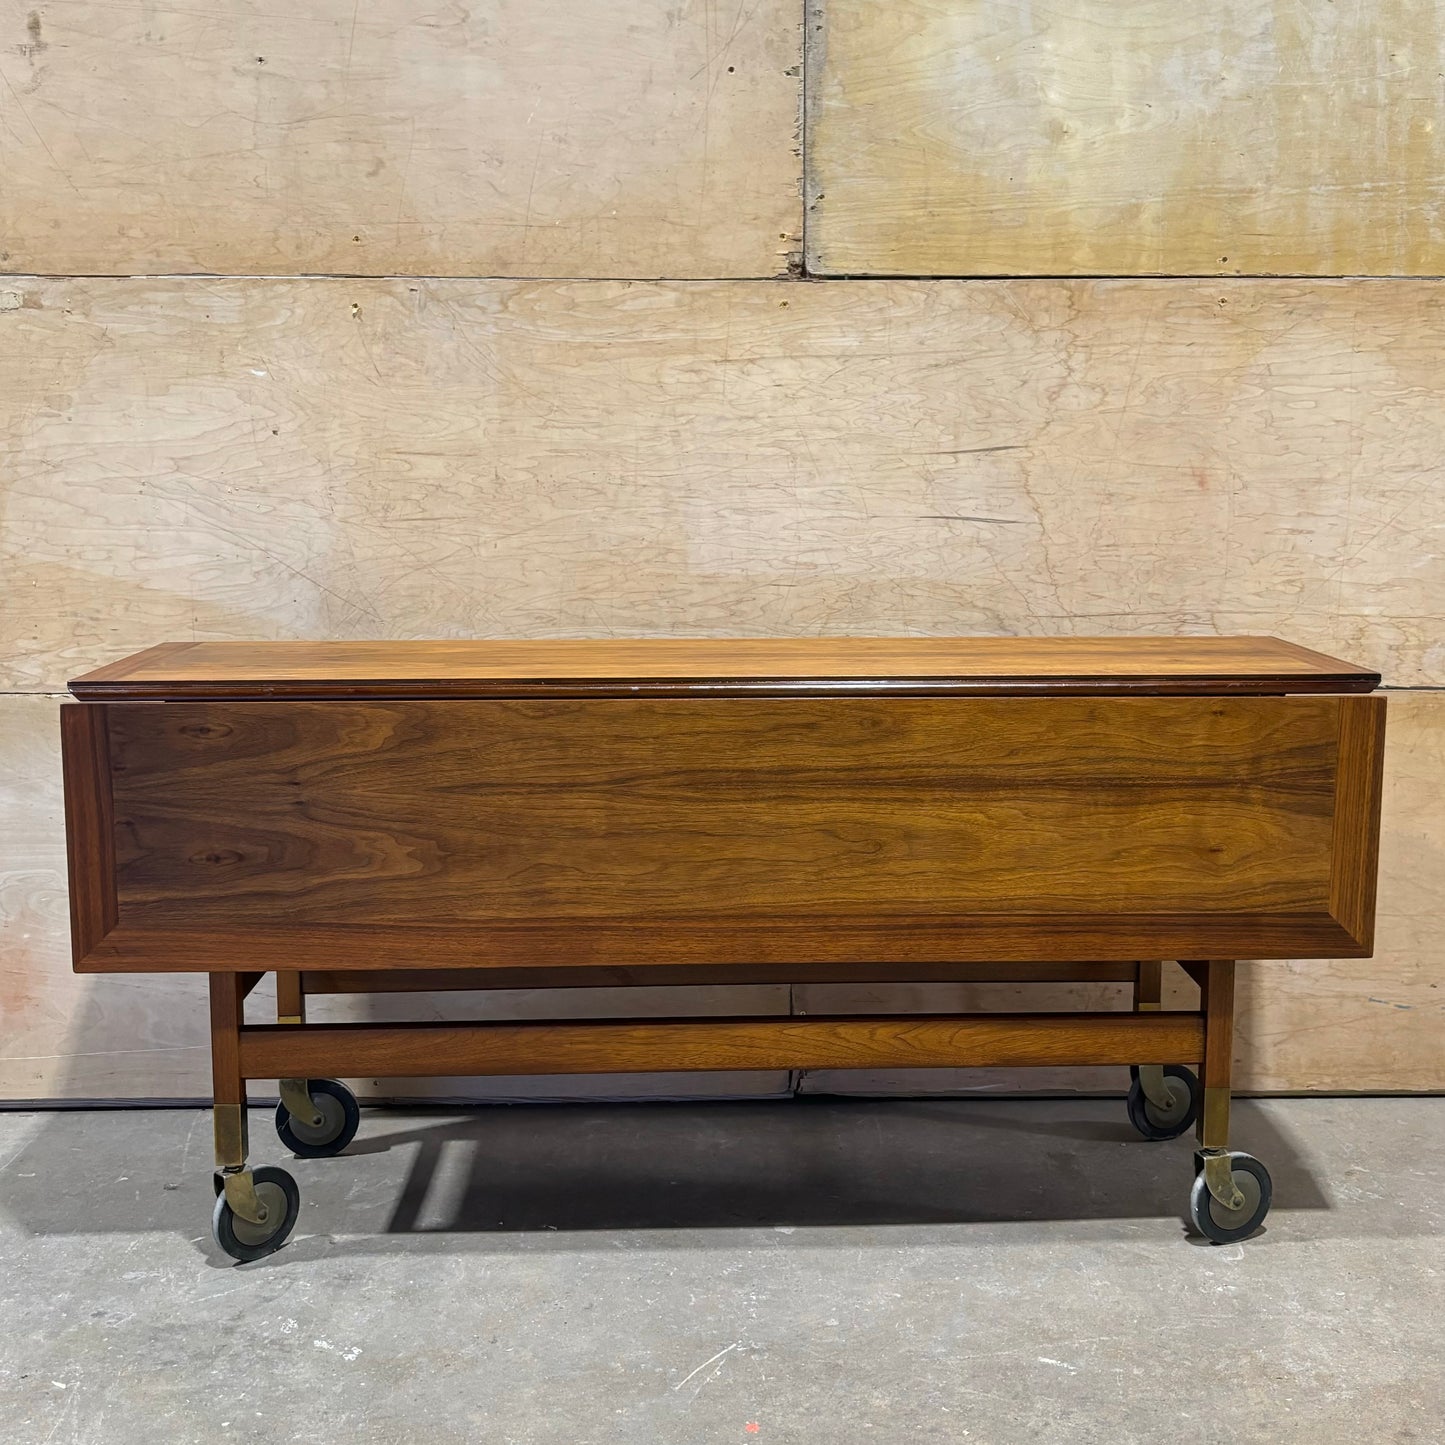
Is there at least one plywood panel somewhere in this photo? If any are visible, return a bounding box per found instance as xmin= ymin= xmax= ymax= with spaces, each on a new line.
xmin=807 ymin=0 xmax=1445 ymax=277
xmin=4 ymin=692 xmax=1442 ymax=1095
xmin=3 ymin=277 xmax=1443 ymax=690
xmin=0 ymin=0 xmax=800 ymax=278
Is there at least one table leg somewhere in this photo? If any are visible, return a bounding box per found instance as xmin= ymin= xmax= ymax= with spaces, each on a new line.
xmin=209 ymin=971 xmax=251 ymax=1186
xmin=208 ymin=972 xmax=300 ymax=1262
xmin=1132 ymin=959 xmax=1162 ymax=1013
xmin=276 ymin=969 xmax=306 ymax=1026
xmin=1196 ymin=960 xmax=1235 ymax=1162
xmin=1188 ymin=960 xmax=1273 ymax=1243
xmin=274 ymin=971 xmax=329 ymax=1131
xmin=271 ymin=969 xmax=362 ymax=1161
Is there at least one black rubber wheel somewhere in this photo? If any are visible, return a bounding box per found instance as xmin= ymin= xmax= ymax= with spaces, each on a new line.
xmin=211 ymin=1165 xmax=300 ymax=1263
xmin=1188 ymin=1152 xmax=1272 ymax=1244
xmin=1126 ymin=1064 xmax=1200 ymax=1140
xmin=275 ymin=1079 xmax=360 ymax=1159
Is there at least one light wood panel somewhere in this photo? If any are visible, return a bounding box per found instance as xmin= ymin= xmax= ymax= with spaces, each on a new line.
xmin=0 ymin=0 xmax=800 ymax=278
xmin=3 ymin=277 xmax=1444 ymax=690
xmin=6 ymin=691 xmax=1444 ymax=1095
xmin=807 ymin=0 xmax=1445 ymax=276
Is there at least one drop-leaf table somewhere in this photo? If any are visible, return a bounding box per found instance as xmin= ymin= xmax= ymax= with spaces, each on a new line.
xmin=62 ymin=636 xmax=1385 ymax=1259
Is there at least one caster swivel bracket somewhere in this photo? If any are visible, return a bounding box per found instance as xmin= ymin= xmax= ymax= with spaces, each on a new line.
xmin=1135 ymin=1063 xmax=1177 ymax=1113
xmin=1199 ymin=1148 xmax=1247 ymax=1212
xmin=220 ymin=1168 xmax=271 ymax=1226
xmin=278 ymin=1077 xmax=326 ymax=1131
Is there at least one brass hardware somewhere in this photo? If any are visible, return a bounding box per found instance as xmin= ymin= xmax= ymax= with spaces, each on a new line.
xmin=278 ymin=1077 xmax=325 ymax=1130
xmin=277 ymin=1014 xmax=303 ymax=1027
xmin=222 ymin=1168 xmax=270 ymax=1226
xmin=1199 ymin=1149 xmax=1247 ymax=1212
xmin=213 ymin=1102 xmax=249 ymax=1171
xmin=1200 ymin=1086 xmax=1231 ymax=1147
xmin=1135 ymin=1063 xmax=1175 ymax=1112
xmin=213 ymin=1104 xmax=268 ymax=1223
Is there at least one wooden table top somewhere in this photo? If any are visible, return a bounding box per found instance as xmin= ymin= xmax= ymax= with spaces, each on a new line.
xmin=69 ymin=637 xmax=1379 ymax=700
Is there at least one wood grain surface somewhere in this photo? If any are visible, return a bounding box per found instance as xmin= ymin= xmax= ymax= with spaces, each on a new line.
xmin=7 ymin=0 xmax=1435 ymax=1107
xmin=5 ymin=691 xmax=1442 ymax=1095
xmin=298 ymin=963 xmax=1144 ymax=993
xmin=807 ymin=0 xmax=1445 ymax=276
xmin=78 ymin=694 xmax=1373 ymax=966
xmin=236 ymin=1013 xmax=1207 ymax=1079
xmin=4 ymin=278 xmax=1441 ymax=693
xmin=70 ymin=636 xmax=1376 ymax=700
xmin=59 ymin=705 xmax=115 ymax=960
xmin=0 ymin=0 xmax=800 ymax=277
xmin=1330 ymin=696 xmax=1390 ymax=951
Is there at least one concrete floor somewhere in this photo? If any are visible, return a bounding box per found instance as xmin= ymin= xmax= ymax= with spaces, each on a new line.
xmin=0 ymin=1097 xmax=1440 ymax=1445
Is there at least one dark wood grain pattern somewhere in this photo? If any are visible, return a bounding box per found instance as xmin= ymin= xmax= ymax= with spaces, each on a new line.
xmin=59 ymin=704 xmax=117 ymax=964
xmin=1197 ymin=959 xmax=1237 ymax=1148
xmin=209 ymin=971 xmax=246 ymax=1107
xmin=237 ymin=1012 xmax=1206 ymax=1079
xmin=76 ymin=913 xmax=1364 ymax=973
xmin=1201 ymin=961 xmax=1235 ymax=1092
xmin=298 ymin=962 xmax=1143 ymax=992
xmin=67 ymin=693 xmax=1381 ymax=971
xmin=107 ymin=696 xmax=1339 ymax=923
xmin=69 ymin=636 xmax=1379 ymax=701
xmin=60 ymin=637 xmax=1386 ymax=1144
xmin=1329 ymin=695 xmax=1388 ymax=951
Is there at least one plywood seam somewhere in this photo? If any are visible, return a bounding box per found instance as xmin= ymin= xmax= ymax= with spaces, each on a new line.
xmin=1 ymin=0 xmax=802 ymax=277
xmin=801 ymin=0 xmax=819 ymax=274
xmin=3 ymin=272 xmax=810 ymax=283
xmin=16 ymin=271 xmax=1445 ymax=282
xmin=804 ymin=272 xmax=1445 ymax=282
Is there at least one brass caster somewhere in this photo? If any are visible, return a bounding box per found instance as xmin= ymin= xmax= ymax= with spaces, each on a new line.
xmin=1126 ymin=1064 xmax=1200 ymax=1141
xmin=1189 ymin=1150 xmax=1272 ymax=1244
xmin=276 ymin=1079 xmax=360 ymax=1159
xmin=211 ymin=1166 xmax=300 ymax=1262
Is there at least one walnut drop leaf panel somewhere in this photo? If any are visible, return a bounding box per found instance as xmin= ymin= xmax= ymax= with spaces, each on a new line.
xmin=102 ymin=695 xmax=1346 ymax=939
xmin=7 ymin=691 xmax=1445 ymax=1094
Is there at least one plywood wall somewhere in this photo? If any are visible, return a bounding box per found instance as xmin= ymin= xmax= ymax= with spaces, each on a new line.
xmin=807 ymin=0 xmax=1445 ymax=276
xmin=2 ymin=0 xmax=1442 ymax=1100
xmin=5 ymin=277 xmax=1444 ymax=690
xmin=0 ymin=0 xmax=801 ymax=277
